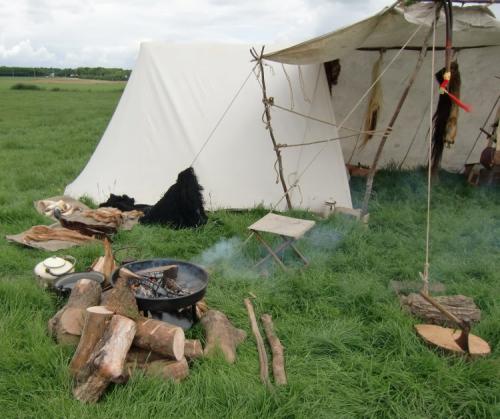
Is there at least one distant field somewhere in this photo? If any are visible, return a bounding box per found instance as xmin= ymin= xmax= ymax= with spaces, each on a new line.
xmin=0 ymin=76 xmax=125 ymax=92
xmin=0 ymin=74 xmax=498 ymax=418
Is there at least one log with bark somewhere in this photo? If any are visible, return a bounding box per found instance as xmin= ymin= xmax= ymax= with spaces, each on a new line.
xmin=261 ymin=314 xmax=287 ymax=385
xmin=105 ymin=276 xmax=141 ymax=320
xmin=400 ymin=293 xmax=481 ymax=327
xmin=48 ymin=278 xmax=101 ymax=345
xmin=134 ymin=318 xmax=185 ymax=361
xmin=184 ymin=339 xmax=203 ymax=360
xmin=126 ymin=358 xmax=189 ymax=382
xmin=69 ymin=306 xmax=114 ymax=376
xmin=244 ymin=299 xmax=270 ymax=386
xmin=201 ymin=309 xmax=246 ymax=363
xmin=73 ymin=315 xmax=136 ymax=403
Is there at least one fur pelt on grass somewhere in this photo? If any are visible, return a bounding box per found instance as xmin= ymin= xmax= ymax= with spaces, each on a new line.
xmin=99 ymin=194 xmax=151 ymax=212
xmin=139 ymin=167 xmax=208 ymax=229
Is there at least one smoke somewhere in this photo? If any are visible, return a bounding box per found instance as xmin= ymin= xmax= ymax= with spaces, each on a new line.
xmin=196 ymin=237 xmax=243 ymax=267
xmin=303 ymin=224 xmax=344 ymax=251
xmin=192 ymin=223 xmax=346 ymax=278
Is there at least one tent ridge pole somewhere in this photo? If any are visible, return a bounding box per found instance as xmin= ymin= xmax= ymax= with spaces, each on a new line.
xmin=361 ymin=5 xmax=440 ymax=215
xmin=252 ymin=46 xmax=293 ymax=210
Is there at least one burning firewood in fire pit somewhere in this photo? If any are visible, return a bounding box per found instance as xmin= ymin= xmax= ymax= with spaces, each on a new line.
xmin=118 ymin=266 xmax=189 ymax=299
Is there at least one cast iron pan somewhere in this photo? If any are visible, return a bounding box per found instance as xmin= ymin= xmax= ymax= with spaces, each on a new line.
xmin=111 ymin=258 xmax=209 ymax=312
xmin=54 ymin=272 xmax=105 ymax=297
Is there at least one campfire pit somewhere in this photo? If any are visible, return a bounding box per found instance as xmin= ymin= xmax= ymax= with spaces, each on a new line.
xmin=110 ymin=258 xmax=209 ymax=319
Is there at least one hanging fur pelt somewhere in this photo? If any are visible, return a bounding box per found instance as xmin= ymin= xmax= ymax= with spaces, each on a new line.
xmin=361 ymin=51 xmax=384 ymax=147
xmin=431 ymin=60 xmax=461 ymax=173
xmin=139 ymin=167 xmax=208 ymax=229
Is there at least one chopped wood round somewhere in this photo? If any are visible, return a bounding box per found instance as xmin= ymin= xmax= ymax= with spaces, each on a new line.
xmin=415 ymin=324 xmax=491 ymax=357
xmin=69 ymin=306 xmax=114 ymax=376
xmin=134 ymin=318 xmax=185 ymax=361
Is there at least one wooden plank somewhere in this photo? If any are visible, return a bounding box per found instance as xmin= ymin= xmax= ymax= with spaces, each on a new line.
xmin=249 ymin=213 xmax=315 ymax=239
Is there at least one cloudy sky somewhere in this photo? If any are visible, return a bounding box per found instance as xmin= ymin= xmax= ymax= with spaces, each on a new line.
xmin=0 ymin=0 xmax=499 ymax=69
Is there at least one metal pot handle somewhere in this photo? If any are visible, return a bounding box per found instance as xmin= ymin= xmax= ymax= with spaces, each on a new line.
xmin=46 ymin=255 xmax=76 ymax=277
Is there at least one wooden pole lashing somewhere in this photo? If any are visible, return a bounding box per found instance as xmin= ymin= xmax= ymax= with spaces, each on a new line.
xmin=251 ymin=46 xmax=293 ymax=210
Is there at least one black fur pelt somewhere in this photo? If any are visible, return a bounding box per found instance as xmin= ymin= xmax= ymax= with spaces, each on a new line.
xmin=99 ymin=193 xmax=151 ymax=212
xmin=139 ymin=167 xmax=208 ymax=229
xmin=431 ymin=61 xmax=460 ymax=174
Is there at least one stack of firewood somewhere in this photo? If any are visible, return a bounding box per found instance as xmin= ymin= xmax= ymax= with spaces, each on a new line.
xmin=48 ymin=278 xmax=246 ymax=403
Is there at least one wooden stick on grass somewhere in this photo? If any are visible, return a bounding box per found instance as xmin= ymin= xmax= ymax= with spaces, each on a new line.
xmin=261 ymin=314 xmax=287 ymax=385
xmin=244 ymin=298 xmax=270 ymax=387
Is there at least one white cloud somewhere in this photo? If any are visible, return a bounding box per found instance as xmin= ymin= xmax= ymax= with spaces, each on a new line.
xmin=0 ymin=40 xmax=55 ymax=66
xmin=0 ymin=0 xmax=498 ymax=68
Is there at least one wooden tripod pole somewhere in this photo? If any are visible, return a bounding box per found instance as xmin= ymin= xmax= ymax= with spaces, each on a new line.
xmin=251 ymin=46 xmax=293 ymax=210
xmin=361 ymin=16 xmax=438 ymax=215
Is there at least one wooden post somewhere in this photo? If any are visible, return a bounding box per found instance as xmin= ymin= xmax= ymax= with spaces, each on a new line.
xmin=251 ymin=46 xmax=293 ymax=210
xmin=361 ymin=12 xmax=438 ymax=215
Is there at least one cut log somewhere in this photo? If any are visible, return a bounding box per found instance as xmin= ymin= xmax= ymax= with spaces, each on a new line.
xmin=69 ymin=306 xmax=113 ymax=376
xmin=105 ymin=276 xmax=140 ymax=320
xmin=261 ymin=314 xmax=287 ymax=385
xmin=201 ymin=309 xmax=246 ymax=364
xmin=134 ymin=318 xmax=185 ymax=361
xmin=101 ymin=237 xmax=115 ymax=285
xmin=73 ymin=314 xmax=136 ymax=403
xmin=100 ymin=289 xmax=112 ymax=306
xmin=196 ymin=299 xmax=209 ymax=319
xmin=184 ymin=339 xmax=203 ymax=360
xmin=48 ymin=278 xmax=101 ymax=345
xmin=400 ymin=293 xmax=481 ymax=327
xmin=126 ymin=358 xmax=189 ymax=382
xmin=136 ymin=264 xmax=178 ymax=278
xmin=126 ymin=347 xmax=165 ymax=364
xmin=415 ymin=324 xmax=491 ymax=357
xmin=144 ymin=358 xmax=189 ymax=381
xmin=244 ymin=299 xmax=270 ymax=386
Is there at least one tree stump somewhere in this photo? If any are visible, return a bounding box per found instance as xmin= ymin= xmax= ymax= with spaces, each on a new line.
xmin=73 ymin=315 xmax=136 ymax=403
xmin=400 ymin=293 xmax=481 ymax=326
xmin=201 ymin=309 xmax=246 ymax=364
xmin=48 ymin=278 xmax=101 ymax=345
xmin=69 ymin=306 xmax=113 ymax=376
xmin=134 ymin=318 xmax=185 ymax=361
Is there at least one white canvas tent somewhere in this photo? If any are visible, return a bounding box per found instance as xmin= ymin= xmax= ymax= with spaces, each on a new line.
xmin=65 ymin=43 xmax=352 ymax=212
xmin=264 ymin=3 xmax=500 ymax=171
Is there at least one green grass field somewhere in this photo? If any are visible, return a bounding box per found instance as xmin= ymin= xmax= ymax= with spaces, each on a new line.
xmin=0 ymin=77 xmax=498 ymax=418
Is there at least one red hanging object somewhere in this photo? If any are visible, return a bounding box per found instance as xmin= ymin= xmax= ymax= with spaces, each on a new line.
xmin=445 ymin=90 xmax=472 ymax=112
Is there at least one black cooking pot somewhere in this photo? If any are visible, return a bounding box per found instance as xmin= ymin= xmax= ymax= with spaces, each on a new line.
xmin=111 ymin=258 xmax=209 ymax=312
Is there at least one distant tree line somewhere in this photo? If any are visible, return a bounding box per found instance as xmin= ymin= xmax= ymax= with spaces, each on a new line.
xmin=0 ymin=66 xmax=131 ymax=81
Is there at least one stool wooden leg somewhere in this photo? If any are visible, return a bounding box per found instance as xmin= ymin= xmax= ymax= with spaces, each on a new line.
xmin=290 ymin=243 xmax=309 ymax=266
xmin=253 ymin=232 xmax=288 ymax=271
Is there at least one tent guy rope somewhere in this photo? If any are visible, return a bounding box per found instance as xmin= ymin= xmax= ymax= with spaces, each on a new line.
xmin=421 ymin=7 xmax=438 ymax=296
xmin=190 ymin=65 xmax=257 ymax=167
xmin=265 ymin=22 xmax=425 ymax=212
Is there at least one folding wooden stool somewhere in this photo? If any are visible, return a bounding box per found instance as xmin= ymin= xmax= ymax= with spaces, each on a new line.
xmin=248 ymin=213 xmax=316 ymax=271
